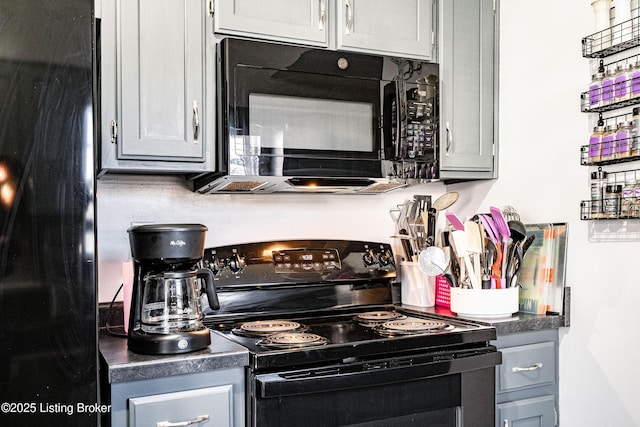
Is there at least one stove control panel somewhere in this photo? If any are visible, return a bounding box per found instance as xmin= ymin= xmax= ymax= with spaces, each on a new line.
xmin=272 ymin=248 xmax=341 ymax=273
xmin=203 ymin=239 xmax=397 ymax=288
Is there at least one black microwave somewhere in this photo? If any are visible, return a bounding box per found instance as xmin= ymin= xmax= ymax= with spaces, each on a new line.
xmin=193 ymin=38 xmax=439 ymax=194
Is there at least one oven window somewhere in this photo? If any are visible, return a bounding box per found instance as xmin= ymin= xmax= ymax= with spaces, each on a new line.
xmin=249 ymin=93 xmax=374 ymax=153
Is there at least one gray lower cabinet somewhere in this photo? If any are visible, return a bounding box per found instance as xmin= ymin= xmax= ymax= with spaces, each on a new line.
xmin=109 ymin=368 xmax=245 ymax=427
xmin=98 ymin=0 xmax=216 ymax=173
xmin=494 ymin=329 xmax=559 ymax=427
xmin=213 ymin=0 xmax=435 ymax=61
xmin=438 ymin=0 xmax=498 ymax=180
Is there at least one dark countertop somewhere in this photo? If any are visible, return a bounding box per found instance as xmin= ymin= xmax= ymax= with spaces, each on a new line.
xmin=402 ymin=286 xmax=571 ymax=336
xmin=99 ymin=329 xmax=249 ymax=384
xmin=99 ymin=286 xmax=570 ymax=384
xmin=402 ymin=287 xmax=571 ymax=336
xmin=402 ymin=305 xmax=568 ymax=336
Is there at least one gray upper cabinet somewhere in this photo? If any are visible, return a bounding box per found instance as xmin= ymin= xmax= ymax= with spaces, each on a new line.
xmin=214 ymin=0 xmax=435 ymax=60
xmin=99 ymin=0 xmax=215 ymax=173
xmin=438 ymin=0 xmax=497 ymax=180
xmin=335 ymin=0 xmax=435 ymax=60
xmin=214 ymin=0 xmax=329 ymax=47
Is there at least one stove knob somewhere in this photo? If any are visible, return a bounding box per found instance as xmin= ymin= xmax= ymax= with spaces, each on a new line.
xmin=378 ymin=249 xmax=393 ymax=266
xmin=204 ymin=257 xmax=222 ymax=274
xmin=227 ymin=254 xmax=246 ymax=273
xmin=362 ymin=248 xmax=378 ymax=267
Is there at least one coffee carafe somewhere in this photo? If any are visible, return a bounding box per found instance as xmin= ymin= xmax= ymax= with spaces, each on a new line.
xmin=127 ymin=224 xmax=219 ymax=354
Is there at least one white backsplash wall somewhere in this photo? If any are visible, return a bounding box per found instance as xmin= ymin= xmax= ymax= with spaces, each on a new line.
xmin=96 ymin=174 xmax=447 ymax=302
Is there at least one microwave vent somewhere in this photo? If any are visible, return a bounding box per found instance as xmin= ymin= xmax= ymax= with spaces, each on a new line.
xmin=358 ymin=182 xmax=407 ymax=193
xmin=220 ymin=180 xmax=269 ymax=192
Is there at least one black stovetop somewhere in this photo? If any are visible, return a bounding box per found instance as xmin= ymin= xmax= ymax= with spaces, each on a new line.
xmin=206 ymin=307 xmax=497 ymax=372
xmin=202 ymin=239 xmax=496 ymax=372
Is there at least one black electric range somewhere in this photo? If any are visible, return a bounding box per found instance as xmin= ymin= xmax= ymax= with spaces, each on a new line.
xmin=201 ymin=239 xmax=500 ymax=427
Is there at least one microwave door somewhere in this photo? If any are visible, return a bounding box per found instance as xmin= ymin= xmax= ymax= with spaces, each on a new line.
xmin=228 ymin=65 xmax=383 ymax=178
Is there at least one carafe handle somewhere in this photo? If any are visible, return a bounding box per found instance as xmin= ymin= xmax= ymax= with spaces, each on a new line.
xmin=197 ymin=268 xmax=220 ymax=310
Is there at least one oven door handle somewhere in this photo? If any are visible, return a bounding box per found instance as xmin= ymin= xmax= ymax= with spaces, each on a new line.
xmin=254 ymin=349 xmax=501 ymax=398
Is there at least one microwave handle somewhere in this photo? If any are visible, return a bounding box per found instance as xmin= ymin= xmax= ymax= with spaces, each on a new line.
xmin=394 ymin=79 xmax=402 ymax=158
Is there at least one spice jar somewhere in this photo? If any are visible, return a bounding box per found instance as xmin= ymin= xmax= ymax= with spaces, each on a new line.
xmin=589 ymin=125 xmax=606 ymax=161
xmin=591 ymin=167 xmax=608 ymax=219
xmin=601 ymin=68 xmax=616 ymax=105
xmin=604 ymin=184 xmax=622 ymax=218
xmin=600 ymin=125 xmax=616 ymax=161
xmin=631 ymin=61 xmax=640 ymax=98
xmin=622 ymin=179 xmax=637 ymax=217
xmin=589 ymin=72 xmax=604 ymax=108
xmin=633 ymin=107 xmax=640 ymax=156
xmin=615 ymin=121 xmax=633 ymax=158
xmin=614 ymin=64 xmax=633 ymax=102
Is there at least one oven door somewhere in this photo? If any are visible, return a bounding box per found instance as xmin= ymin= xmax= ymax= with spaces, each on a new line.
xmin=220 ymin=38 xmax=388 ymax=179
xmin=249 ymin=346 xmax=501 ymax=427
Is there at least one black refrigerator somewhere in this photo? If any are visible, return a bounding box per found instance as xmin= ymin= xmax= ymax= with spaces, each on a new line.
xmin=0 ymin=0 xmax=98 ymax=426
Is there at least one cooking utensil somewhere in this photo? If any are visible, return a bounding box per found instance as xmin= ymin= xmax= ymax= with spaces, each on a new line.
xmin=483 ymin=239 xmax=496 ymax=289
xmin=433 ymin=192 xmax=459 ymax=211
xmin=398 ymin=228 xmax=415 ymax=261
xmin=441 ymin=231 xmax=460 ymax=287
xmin=508 ymin=220 xmax=526 ymax=242
xmin=464 ymin=221 xmax=483 ymax=288
xmin=479 ymin=214 xmax=499 ymax=244
xmin=508 ymin=242 xmax=524 ymax=288
xmin=451 ymin=230 xmax=480 ymax=289
xmin=430 ymin=192 xmax=459 ymax=246
xmin=490 ymin=206 xmax=511 ymax=286
xmin=490 ymin=206 xmax=511 ymax=242
xmin=501 ymin=205 xmax=520 ymax=221
xmin=445 ymin=212 xmax=465 ymax=231
xmin=521 ymin=234 xmax=536 ymax=257
xmin=417 ymin=246 xmax=455 ymax=286
xmin=506 ymin=220 xmax=527 ymax=286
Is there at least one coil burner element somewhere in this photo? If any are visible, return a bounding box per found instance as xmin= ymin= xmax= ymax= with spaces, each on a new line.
xmin=232 ymin=320 xmax=306 ymax=338
xmin=257 ymin=332 xmax=328 ymax=349
xmin=352 ymin=311 xmax=407 ymax=327
xmin=374 ymin=317 xmax=454 ymax=336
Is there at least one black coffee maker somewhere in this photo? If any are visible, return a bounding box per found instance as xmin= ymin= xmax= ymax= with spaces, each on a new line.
xmin=127 ymin=224 xmax=219 ymax=354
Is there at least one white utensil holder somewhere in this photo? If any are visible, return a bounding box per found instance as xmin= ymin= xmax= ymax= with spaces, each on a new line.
xmin=449 ymin=287 xmax=519 ymax=318
xmin=400 ymin=262 xmax=435 ymax=307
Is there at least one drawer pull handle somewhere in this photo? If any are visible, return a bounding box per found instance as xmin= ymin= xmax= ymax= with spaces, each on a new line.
xmin=157 ymin=415 xmax=209 ymax=427
xmin=512 ymin=362 xmax=543 ymax=373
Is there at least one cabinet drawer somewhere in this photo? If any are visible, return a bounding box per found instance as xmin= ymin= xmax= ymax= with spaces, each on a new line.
xmin=498 ymin=341 xmax=556 ymax=393
xmin=497 ymin=395 xmax=556 ymax=427
xmin=129 ymin=385 xmax=233 ymax=427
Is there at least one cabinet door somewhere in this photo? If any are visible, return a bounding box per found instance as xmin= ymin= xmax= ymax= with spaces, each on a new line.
xmin=117 ymin=0 xmax=205 ymax=161
xmin=335 ymin=0 xmax=435 ymax=60
xmin=214 ymin=0 xmax=328 ymax=46
xmin=497 ymin=395 xmax=556 ymax=427
xmin=129 ymin=386 xmax=233 ymax=427
xmin=439 ymin=0 xmax=496 ymax=179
